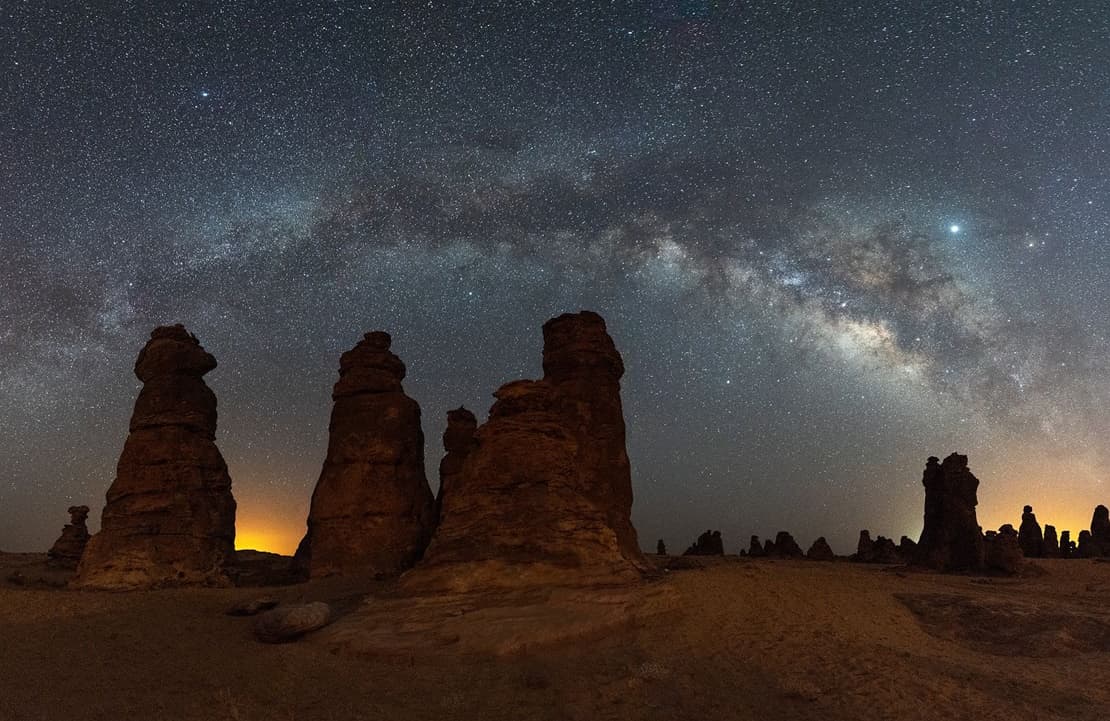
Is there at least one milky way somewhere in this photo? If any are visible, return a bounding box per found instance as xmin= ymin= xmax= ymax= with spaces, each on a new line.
xmin=3 ymin=3 xmax=1109 ymax=553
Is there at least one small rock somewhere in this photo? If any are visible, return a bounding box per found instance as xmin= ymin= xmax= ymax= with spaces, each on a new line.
xmin=226 ymin=597 xmax=279 ymax=616
xmin=253 ymin=602 xmax=332 ymax=643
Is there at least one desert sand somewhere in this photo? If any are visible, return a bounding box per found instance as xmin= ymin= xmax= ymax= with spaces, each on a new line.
xmin=2 ymin=552 xmax=1109 ymax=721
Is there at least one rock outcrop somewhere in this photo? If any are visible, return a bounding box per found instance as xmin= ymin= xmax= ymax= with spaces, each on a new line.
xmin=1018 ymin=505 xmax=1043 ymax=558
xmin=806 ymin=537 xmax=835 ymax=561
xmin=406 ymin=311 xmax=647 ymax=591
xmin=1043 ymin=525 xmax=1059 ymax=557
xmin=856 ymin=530 xmax=874 ymax=560
xmin=748 ymin=535 xmax=765 ymax=557
xmin=434 ymin=406 xmax=477 ymax=520
xmin=772 ymin=531 xmax=804 ymax=558
xmin=913 ymin=454 xmax=984 ymax=572
xmin=74 ymin=325 xmax=237 ymax=589
xmin=296 ymin=332 xmax=435 ymax=578
xmin=684 ymin=530 xmax=724 ymax=556
xmin=254 ymin=602 xmax=332 ymax=643
xmin=763 ymin=538 xmax=777 ymax=556
xmin=1060 ymin=530 xmax=1074 ymax=558
xmin=854 ymin=530 xmax=902 ymax=564
xmin=47 ymin=505 xmax=90 ymax=568
xmin=656 ymin=539 xmax=667 ymax=555
xmin=1086 ymin=505 xmax=1110 ymax=557
xmin=898 ymin=535 xmax=917 ymax=558
xmin=984 ymin=525 xmax=1023 ymax=574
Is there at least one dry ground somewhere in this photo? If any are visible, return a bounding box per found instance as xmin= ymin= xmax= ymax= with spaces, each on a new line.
xmin=2 ymin=553 xmax=1109 ymax=721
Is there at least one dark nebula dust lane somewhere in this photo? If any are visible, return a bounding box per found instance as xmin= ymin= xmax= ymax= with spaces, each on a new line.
xmin=2 ymin=2 xmax=1109 ymax=553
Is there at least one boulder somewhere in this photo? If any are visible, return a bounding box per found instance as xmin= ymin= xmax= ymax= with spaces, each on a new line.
xmin=47 ymin=505 xmax=91 ymax=568
xmin=405 ymin=311 xmax=647 ymax=591
xmin=913 ymin=454 xmax=984 ymax=572
xmin=1018 ymin=505 xmax=1043 ymax=558
xmin=806 ymin=537 xmax=835 ymax=561
xmin=296 ymin=332 xmax=435 ymax=578
xmin=984 ymin=525 xmax=1023 ymax=574
xmin=74 ymin=326 xmax=236 ymax=589
xmin=254 ymin=602 xmax=332 ymax=643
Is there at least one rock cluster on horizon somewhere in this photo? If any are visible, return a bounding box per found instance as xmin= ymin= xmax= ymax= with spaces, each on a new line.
xmin=406 ymin=311 xmax=648 ymax=591
xmin=295 ymin=331 xmax=435 ymax=578
xmin=46 ymin=505 xmax=90 ymax=568
xmin=74 ymin=325 xmax=237 ymax=590
xmin=806 ymin=536 xmax=835 ymax=561
xmin=683 ymin=530 xmax=724 ymax=556
xmin=854 ymin=530 xmax=902 ymax=564
xmin=913 ymin=453 xmax=984 ymax=572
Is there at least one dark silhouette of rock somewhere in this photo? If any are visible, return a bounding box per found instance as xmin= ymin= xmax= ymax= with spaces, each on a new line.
xmin=684 ymin=530 xmax=724 ymax=556
xmin=806 ymin=537 xmax=835 ymax=561
xmin=406 ymin=311 xmax=647 ymax=591
xmin=435 ymin=406 xmax=477 ymax=521
xmin=74 ymin=325 xmax=237 ymax=590
xmin=1086 ymin=505 xmax=1110 ymax=557
xmin=47 ymin=505 xmax=90 ymax=568
xmin=772 ymin=531 xmax=804 ymax=558
xmin=1018 ymin=505 xmax=1043 ymax=558
xmin=1078 ymin=530 xmax=1095 ymax=558
xmin=1060 ymin=530 xmax=1074 ymax=559
xmin=748 ymin=535 xmax=765 ymax=557
xmin=763 ymin=538 xmax=777 ymax=556
xmin=899 ymin=535 xmax=917 ymax=558
xmin=856 ymin=530 xmax=874 ymax=560
xmin=984 ymin=525 xmax=1023 ymax=574
xmin=656 ymin=539 xmax=666 ymax=555
xmin=254 ymin=602 xmax=332 ymax=643
xmin=913 ymin=454 xmax=984 ymax=572
xmin=297 ymin=331 xmax=435 ymax=578
xmin=1043 ymin=525 xmax=1059 ymax=557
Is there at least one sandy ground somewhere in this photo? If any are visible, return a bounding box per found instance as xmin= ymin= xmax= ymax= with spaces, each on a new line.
xmin=2 ymin=553 xmax=1109 ymax=721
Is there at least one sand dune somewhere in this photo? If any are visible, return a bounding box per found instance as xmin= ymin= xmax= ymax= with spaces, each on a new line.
xmin=2 ymin=553 xmax=1109 ymax=720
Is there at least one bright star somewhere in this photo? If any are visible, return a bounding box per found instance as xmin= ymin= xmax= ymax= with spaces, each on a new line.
xmin=199 ymin=90 xmax=210 ymax=98
xmin=949 ymin=224 xmax=960 ymax=233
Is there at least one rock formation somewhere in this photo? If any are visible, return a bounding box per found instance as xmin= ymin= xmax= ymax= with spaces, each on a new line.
xmin=772 ymin=531 xmax=804 ymax=558
xmin=913 ymin=454 xmax=984 ymax=572
xmin=1087 ymin=504 xmax=1110 ymax=557
xmin=406 ymin=311 xmax=647 ymax=591
xmin=1043 ymin=525 xmax=1059 ymax=557
xmin=806 ymin=537 xmax=835 ymax=561
xmin=748 ymin=535 xmax=765 ymax=557
xmin=856 ymin=530 xmax=874 ymax=560
xmin=296 ymin=331 xmax=435 ymax=578
xmin=1018 ymin=505 xmax=1043 ymax=558
xmin=1060 ymin=530 xmax=1074 ymax=558
xmin=47 ymin=505 xmax=90 ymax=568
xmin=434 ymin=406 xmax=477 ymax=520
xmin=684 ymin=530 xmax=724 ymax=556
xmin=656 ymin=539 xmax=666 ymax=555
xmin=763 ymin=538 xmax=777 ymax=556
xmin=984 ymin=525 xmax=1023 ymax=574
xmin=74 ymin=325 xmax=236 ymax=589
xmin=898 ymin=535 xmax=917 ymax=558
xmin=854 ymin=530 xmax=902 ymax=564
xmin=1078 ymin=530 xmax=1095 ymax=558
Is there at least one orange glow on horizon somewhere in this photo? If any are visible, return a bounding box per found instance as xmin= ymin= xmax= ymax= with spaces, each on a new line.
xmin=235 ymin=524 xmax=302 ymax=556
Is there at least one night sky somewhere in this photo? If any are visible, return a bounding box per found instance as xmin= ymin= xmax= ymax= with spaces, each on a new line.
xmin=3 ymin=2 xmax=1109 ymax=555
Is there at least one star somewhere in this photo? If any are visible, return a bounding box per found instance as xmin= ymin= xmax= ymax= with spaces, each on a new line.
xmin=949 ymin=224 xmax=960 ymax=234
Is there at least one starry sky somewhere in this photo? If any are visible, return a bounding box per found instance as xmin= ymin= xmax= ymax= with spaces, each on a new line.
xmin=3 ymin=2 xmax=1109 ymax=555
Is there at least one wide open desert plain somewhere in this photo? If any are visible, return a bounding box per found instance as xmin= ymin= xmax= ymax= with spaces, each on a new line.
xmin=2 ymin=553 xmax=1109 ymax=721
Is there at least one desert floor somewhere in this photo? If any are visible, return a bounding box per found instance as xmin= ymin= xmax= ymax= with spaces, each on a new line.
xmin=2 ymin=553 xmax=1109 ymax=721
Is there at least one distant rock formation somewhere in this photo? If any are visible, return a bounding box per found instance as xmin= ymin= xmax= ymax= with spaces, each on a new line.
xmin=748 ymin=535 xmax=765 ymax=557
xmin=898 ymin=535 xmax=917 ymax=558
xmin=656 ymin=539 xmax=666 ymax=555
xmin=854 ymin=530 xmax=902 ymax=564
xmin=984 ymin=524 xmax=1023 ymax=574
xmin=857 ymin=530 xmax=874 ymax=559
xmin=47 ymin=505 xmax=90 ymax=568
xmin=1085 ymin=504 xmax=1110 ymax=557
xmin=406 ymin=311 xmax=647 ymax=591
xmin=1060 ymin=530 xmax=1075 ymax=558
xmin=684 ymin=530 xmax=724 ymax=556
xmin=74 ymin=325 xmax=237 ymax=589
xmin=296 ymin=331 xmax=434 ymax=578
xmin=435 ymin=406 xmax=477 ymax=521
xmin=913 ymin=454 xmax=984 ymax=572
xmin=1078 ymin=530 xmax=1095 ymax=558
xmin=1018 ymin=505 xmax=1043 ymax=558
xmin=763 ymin=538 xmax=777 ymax=556
xmin=806 ymin=537 xmax=835 ymax=561
xmin=772 ymin=531 xmax=804 ymax=558
xmin=1043 ymin=525 xmax=1059 ymax=557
